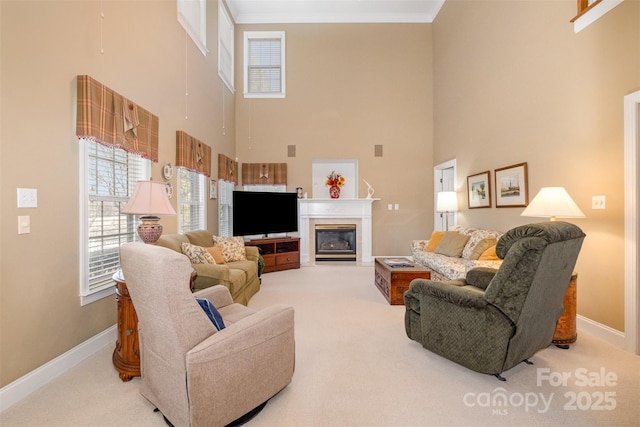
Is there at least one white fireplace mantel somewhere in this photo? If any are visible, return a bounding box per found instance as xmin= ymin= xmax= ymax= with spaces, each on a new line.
xmin=298 ymin=198 xmax=379 ymax=264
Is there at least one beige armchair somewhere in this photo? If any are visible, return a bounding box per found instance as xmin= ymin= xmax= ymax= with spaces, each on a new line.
xmin=119 ymin=242 xmax=295 ymax=426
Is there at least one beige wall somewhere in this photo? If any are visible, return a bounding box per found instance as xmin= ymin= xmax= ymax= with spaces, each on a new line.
xmin=1 ymin=0 xmax=637 ymax=390
xmin=0 ymin=0 xmax=232 ymax=386
xmin=433 ymin=0 xmax=640 ymax=331
xmin=234 ymin=23 xmax=434 ymax=256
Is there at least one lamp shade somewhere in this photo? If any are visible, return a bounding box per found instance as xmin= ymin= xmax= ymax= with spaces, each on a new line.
xmin=121 ymin=180 xmax=176 ymax=216
xmin=122 ymin=180 xmax=176 ymax=244
xmin=520 ymin=187 xmax=585 ymax=221
xmin=436 ymin=191 xmax=458 ymax=213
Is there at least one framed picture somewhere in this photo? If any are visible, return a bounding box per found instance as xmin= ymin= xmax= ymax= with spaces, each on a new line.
xmin=495 ymin=162 xmax=529 ymax=207
xmin=209 ymin=179 xmax=217 ymax=200
xmin=467 ymin=171 xmax=491 ymax=209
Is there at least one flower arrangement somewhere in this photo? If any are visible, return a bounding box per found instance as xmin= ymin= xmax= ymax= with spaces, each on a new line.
xmin=325 ymin=171 xmax=345 ymax=188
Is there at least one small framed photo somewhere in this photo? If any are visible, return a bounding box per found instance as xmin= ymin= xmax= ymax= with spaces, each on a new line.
xmin=467 ymin=171 xmax=491 ymax=209
xmin=209 ymin=179 xmax=217 ymax=200
xmin=495 ymin=162 xmax=528 ymax=208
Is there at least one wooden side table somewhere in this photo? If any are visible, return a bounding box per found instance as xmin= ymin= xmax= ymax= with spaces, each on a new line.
xmin=112 ymin=269 xmax=196 ymax=381
xmin=553 ymin=273 xmax=578 ymax=349
xmin=112 ymin=270 xmax=140 ymax=382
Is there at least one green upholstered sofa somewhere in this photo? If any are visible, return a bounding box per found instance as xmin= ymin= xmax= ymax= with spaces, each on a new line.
xmin=404 ymin=221 xmax=585 ymax=380
xmin=156 ymin=230 xmax=260 ymax=305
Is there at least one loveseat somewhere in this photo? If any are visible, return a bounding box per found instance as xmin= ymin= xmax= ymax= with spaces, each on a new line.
xmin=410 ymin=225 xmax=504 ymax=281
xmin=156 ymin=230 xmax=260 ymax=305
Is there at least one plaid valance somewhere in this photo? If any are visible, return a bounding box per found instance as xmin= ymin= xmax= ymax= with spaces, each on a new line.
xmin=218 ymin=154 xmax=238 ymax=184
xmin=176 ymin=131 xmax=211 ymax=177
xmin=76 ymin=75 xmax=159 ymax=161
xmin=242 ymin=163 xmax=288 ymax=185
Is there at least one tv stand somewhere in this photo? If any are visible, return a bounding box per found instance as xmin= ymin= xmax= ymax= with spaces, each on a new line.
xmin=245 ymin=237 xmax=300 ymax=273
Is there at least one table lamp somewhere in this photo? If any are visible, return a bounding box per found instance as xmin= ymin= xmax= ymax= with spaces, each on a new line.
xmin=520 ymin=187 xmax=585 ymax=221
xmin=121 ymin=180 xmax=176 ymax=244
xmin=436 ymin=191 xmax=458 ymax=231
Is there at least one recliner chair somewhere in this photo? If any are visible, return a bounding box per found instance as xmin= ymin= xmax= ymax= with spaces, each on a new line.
xmin=404 ymin=221 xmax=585 ymax=380
xmin=119 ymin=242 xmax=295 ymax=426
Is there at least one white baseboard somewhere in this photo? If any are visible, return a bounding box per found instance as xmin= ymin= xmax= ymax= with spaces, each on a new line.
xmin=0 ymin=325 xmax=117 ymax=413
xmin=577 ymin=314 xmax=627 ymax=349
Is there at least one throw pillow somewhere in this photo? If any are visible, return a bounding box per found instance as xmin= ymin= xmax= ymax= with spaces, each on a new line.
xmin=468 ymin=238 xmax=497 ymax=260
xmin=212 ymin=236 xmax=247 ymax=262
xmin=181 ymin=242 xmax=216 ymax=264
xmin=424 ymin=230 xmax=448 ymax=252
xmin=434 ymin=232 xmax=470 ymax=258
xmin=195 ymin=297 xmax=225 ymax=330
xmin=206 ymin=246 xmax=226 ymax=264
xmin=479 ymin=245 xmax=500 ymax=261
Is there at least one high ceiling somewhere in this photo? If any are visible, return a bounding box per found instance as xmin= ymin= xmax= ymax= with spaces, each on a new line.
xmin=225 ymin=0 xmax=446 ymax=24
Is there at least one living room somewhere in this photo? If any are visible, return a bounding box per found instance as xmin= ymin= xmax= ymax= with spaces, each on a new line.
xmin=1 ymin=0 xmax=639 ymax=422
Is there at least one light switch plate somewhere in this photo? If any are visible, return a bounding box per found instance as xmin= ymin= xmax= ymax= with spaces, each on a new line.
xmin=592 ymin=195 xmax=606 ymax=210
xmin=18 ymin=215 xmax=30 ymax=234
xmin=17 ymin=188 xmax=37 ymax=208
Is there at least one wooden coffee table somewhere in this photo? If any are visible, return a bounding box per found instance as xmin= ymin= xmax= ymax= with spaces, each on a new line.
xmin=374 ymin=258 xmax=431 ymax=305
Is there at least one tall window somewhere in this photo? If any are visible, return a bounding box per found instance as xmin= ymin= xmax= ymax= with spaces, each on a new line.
xmin=218 ymin=1 xmax=234 ymax=92
xmin=243 ymin=31 xmax=286 ymax=98
xmin=178 ymin=167 xmax=207 ymax=233
xmin=218 ymin=180 xmax=235 ymax=237
xmin=79 ymin=139 xmax=150 ymax=305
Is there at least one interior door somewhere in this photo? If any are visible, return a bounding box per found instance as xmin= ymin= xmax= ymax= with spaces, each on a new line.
xmin=433 ymin=160 xmax=457 ymax=231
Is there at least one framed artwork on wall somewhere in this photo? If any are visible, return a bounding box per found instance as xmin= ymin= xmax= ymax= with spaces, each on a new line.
xmin=495 ymin=162 xmax=529 ymax=208
xmin=467 ymin=171 xmax=491 ymax=209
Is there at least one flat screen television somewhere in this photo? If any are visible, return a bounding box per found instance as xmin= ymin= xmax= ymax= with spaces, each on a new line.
xmin=232 ymin=191 xmax=299 ymax=238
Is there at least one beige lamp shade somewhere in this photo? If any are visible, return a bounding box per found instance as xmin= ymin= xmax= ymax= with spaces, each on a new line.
xmin=520 ymin=187 xmax=585 ymax=221
xmin=436 ymin=191 xmax=458 ymax=213
xmin=436 ymin=191 xmax=458 ymax=231
xmin=122 ymin=180 xmax=176 ymax=243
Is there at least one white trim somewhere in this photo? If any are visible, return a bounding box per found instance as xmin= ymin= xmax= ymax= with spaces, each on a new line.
xmin=0 ymin=326 xmax=117 ymax=413
xmin=433 ymin=159 xmax=457 ymax=231
xmin=178 ymin=0 xmax=208 ymax=56
xmin=577 ymin=315 xmax=626 ymax=349
xmin=624 ymin=90 xmax=640 ymax=354
xmin=573 ymin=0 xmax=624 ymax=33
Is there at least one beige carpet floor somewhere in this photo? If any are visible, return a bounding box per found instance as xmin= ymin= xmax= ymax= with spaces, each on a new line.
xmin=2 ymin=264 xmax=639 ymax=426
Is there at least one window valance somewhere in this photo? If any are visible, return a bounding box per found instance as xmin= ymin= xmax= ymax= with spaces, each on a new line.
xmin=76 ymin=75 xmax=159 ymax=162
xmin=241 ymin=163 xmax=288 ymax=185
xmin=176 ymin=131 xmax=211 ymax=177
xmin=218 ymin=154 xmax=238 ymax=184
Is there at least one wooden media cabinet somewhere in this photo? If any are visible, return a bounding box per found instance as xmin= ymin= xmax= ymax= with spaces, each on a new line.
xmin=245 ymin=237 xmax=300 ymax=273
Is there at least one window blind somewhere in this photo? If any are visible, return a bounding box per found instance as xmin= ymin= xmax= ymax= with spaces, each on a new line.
xmin=82 ymin=138 xmax=150 ymax=302
xmin=218 ymin=180 xmax=235 ymax=237
xmin=244 ymin=32 xmax=285 ymax=98
xmin=178 ymin=167 xmax=206 ymax=233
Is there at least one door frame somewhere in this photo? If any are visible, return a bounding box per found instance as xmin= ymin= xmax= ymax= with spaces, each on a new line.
xmin=623 ymin=90 xmax=639 ymax=354
xmin=433 ymin=159 xmax=457 ymax=231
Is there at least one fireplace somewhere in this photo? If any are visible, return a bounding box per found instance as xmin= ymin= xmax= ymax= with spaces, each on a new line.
xmin=315 ymin=224 xmax=357 ymax=261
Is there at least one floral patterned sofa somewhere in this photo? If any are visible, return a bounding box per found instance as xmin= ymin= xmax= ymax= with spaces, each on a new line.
xmin=410 ymin=225 xmax=504 ymax=282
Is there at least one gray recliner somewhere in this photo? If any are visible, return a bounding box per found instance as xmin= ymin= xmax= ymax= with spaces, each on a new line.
xmin=119 ymin=242 xmax=295 ymax=426
xmin=404 ymin=221 xmax=585 ymax=380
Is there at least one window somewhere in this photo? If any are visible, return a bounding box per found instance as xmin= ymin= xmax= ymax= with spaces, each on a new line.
xmin=218 ymin=180 xmax=235 ymax=237
xmin=178 ymin=167 xmax=207 ymax=233
xmin=218 ymin=1 xmax=234 ymax=92
xmin=79 ymin=139 xmax=150 ymax=305
xmin=243 ymin=31 xmax=286 ymax=98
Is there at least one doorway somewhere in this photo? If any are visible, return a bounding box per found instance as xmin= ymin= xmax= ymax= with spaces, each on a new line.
xmin=433 ymin=159 xmax=457 ymax=231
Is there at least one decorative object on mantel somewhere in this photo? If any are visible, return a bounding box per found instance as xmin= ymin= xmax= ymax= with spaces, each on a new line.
xmin=296 ymin=187 xmax=303 ymax=199
xmin=326 ymin=171 xmax=345 ymax=199
xmin=363 ymin=179 xmax=375 ymax=199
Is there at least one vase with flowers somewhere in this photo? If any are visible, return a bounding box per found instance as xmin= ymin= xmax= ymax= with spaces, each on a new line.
xmin=325 ymin=171 xmax=345 ymax=199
